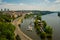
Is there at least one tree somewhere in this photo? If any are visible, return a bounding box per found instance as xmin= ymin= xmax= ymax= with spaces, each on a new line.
xmin=36 ymin=15 xmax=41 ymax=20
xmin=40 ymin=32 xmax=46 ymax=38
xmin=45 ymin=26 xmax=52 ymax=34
xmin=0 ymin=22 xmax=15 ymax=40
xmin=42 ymin=21 xmax=47 ymax=28
xmin=0 ymin=37 xmax=8 ymax=40
xmin=34 ymin=19 xmax=38 ymax=26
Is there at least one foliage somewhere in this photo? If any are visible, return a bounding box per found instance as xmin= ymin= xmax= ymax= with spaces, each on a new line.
xmin=34 ymin=19 xmax=38 ymax=27
xmin=42 ymin=20 xmax=47 ymax=28
xmin=40 ymin=32 xmax=46 ymax=38
xmin=0 ymin=12 xmax=16 ymax=40
xmin=24 ymin=13 xmax=34 ymax=19
xmin=0 ymin=14 xmax=13 ymax=22
xmin=34 ymin=14 xmax=53 ymax=39
xmin=45 ymin=26 xmax=53 ymax=34
xmin=0 ymin=12 xmax=3 ymax=14
xmin=36 ymin=15 xmax=41 ymax=20
xmin=0 ymin=22 xmax=15 ymax=40
xmin=0 ymin=37 xmax=8 ymax=40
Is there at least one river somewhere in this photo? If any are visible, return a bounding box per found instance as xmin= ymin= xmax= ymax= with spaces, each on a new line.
xmin=20 ymin=18 xmax=41 ymax=40
xmin=42 ymin=13 xmax=60 ymax=40
xmin=20 ymin=13 xmax=60 ymax=40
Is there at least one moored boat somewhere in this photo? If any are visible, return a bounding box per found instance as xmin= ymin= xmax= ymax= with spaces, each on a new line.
xmin=27 ymin=24 xmax=33 ymax=31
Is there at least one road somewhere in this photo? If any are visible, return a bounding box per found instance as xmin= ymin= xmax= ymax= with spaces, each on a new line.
xmin=12 ymin=14 xmax=33 ymax=40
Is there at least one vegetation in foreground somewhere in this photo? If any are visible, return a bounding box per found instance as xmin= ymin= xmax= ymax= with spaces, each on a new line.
xmin=0 ymin=22 xmax=15 ymax=40
xmin=0 ymin=11 xmax=16 ymax=40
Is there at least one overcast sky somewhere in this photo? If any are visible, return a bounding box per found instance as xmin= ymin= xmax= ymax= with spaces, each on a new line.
xmin=0 ymin=0 xmax=60 ymax=11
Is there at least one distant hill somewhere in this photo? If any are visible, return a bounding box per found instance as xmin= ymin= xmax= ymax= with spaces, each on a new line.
xmin=15 ymin=10 xmax=57 ymax=15
xmin=0 ymin=10 xmax=60 ymax=15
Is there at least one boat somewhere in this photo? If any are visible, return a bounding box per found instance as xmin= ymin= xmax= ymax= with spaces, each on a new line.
xmin=27 ymin=25 xmax=33 ymax=31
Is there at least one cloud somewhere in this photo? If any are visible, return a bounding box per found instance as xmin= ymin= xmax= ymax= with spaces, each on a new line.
xmin=0 ymin=0 xmax=2 ymax=3
xmin=44 ymin=0 xmax=60 ymax=4
xmin=0 ymin=3 xmax=59 ymax=11
xmin=55 ymin=0 xmax=60 ymax=3
xmin=19 ymin=3 xmax=26 ymax=5
xmin=44 ymin=0 xmax=50 ymax=3
xmin=53 ymin=0 xmax=60 ymax=4
xmin=0 ymin=0 xmax=60 ymax=11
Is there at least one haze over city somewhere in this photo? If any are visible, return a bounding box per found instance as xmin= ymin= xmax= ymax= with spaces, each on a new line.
xmin=0 ymin=0 xmax=60 ymax=11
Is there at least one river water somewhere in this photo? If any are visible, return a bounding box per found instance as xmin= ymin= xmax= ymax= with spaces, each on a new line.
xmin=20 ymin=13 xmax=60 ymax=40
xmin=42 ymin=13 xmax=60 ymax=40
xmin=20 ymin=18 xmax=41 ymax=40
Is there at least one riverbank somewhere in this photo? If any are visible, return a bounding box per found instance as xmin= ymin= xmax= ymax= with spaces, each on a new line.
xmin=20 ymin=18 xmax=41 ymax=40
xmin=42 ymin=13 xmax=60 ymax=40
xmin=12 ymin=14 xmax=33 ymax=40
xmin=34 ymin=15 xmax=53 ymax=40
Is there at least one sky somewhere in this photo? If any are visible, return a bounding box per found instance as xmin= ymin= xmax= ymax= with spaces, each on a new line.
xmin=0 ymin=0 xmax=60 ymax=11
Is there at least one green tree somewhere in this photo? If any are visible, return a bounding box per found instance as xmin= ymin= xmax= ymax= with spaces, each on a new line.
xmin=0 ymin=22 xmax=15 ymax=40
xmin=36 ymin=15 xmax=41 ymax=20
xmin=40 ymin=32 xmax=46 ymax=38
xmin=0 ymin=37 xmax=8 ymax=40
xmin=42 ymin=21 xmax=47 ymax=28
xmin=45 ymin=26 xmax=52 ymax=34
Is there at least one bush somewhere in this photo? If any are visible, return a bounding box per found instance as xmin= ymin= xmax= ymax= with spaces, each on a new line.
xmin=0 ymin=22 xmax=15 ymax=40
xmin=42 ymin=21 xmax=47 ymax=28
xmin=45 ymin=26 xmax=52 ymax=34
xmin=0 ymin=14 xmax=13 ymax=22
xmin=36 ymin=15 xmax=41 ymax=20
xmin=47 ymin=34 xmax=52 ymax=38
xmin=0 ymin=37 xmax=8 ymax=40
xmin=40 ymin=32 xmax=46 ymax=38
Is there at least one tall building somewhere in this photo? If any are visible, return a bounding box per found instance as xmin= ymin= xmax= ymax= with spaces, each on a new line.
xmin=4 ymin=8 xmax=6 ymax=11
xmin=7 ymin=9 xmax=9 ymax=11
xmin=1 ymin=9 xmax=3 ymax=11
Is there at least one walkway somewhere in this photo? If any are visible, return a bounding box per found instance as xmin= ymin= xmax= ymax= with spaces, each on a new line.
xmin=12 ymin=14 xmax=33 ymax=40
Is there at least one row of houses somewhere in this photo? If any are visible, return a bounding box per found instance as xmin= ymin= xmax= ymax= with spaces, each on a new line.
xmin=0 ymin=9 xmax=33 ymax=18
xmin=2 ymin=11 xmax=27 ymax=18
